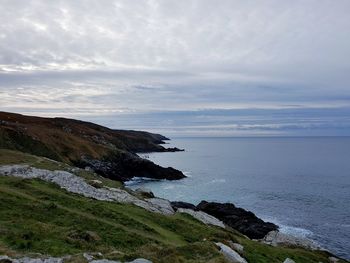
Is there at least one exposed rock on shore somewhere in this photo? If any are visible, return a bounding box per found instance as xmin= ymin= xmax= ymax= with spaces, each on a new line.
xmin=177 ymin=208 xmax=225 ymax=228
xmin=171 ymin=201 xmax=197 ymax=210
xmin=0 ymin=255 xmax=152 ymax=263
xmin=197 ymin=201 xmax=278 ymax=239
xmin=79 ymin=152 xmax=185 ymax=182
xmin=0 ymin=111 xmax=185 ymax=182
xmin=262 ymin=230 xmax=321 ymax=250
xmin=0 ymin=165 xmax=174 ymax=215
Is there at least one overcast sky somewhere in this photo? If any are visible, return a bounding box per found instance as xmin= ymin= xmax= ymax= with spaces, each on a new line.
xmin=1 ymin=0 xmax=350 ymax=136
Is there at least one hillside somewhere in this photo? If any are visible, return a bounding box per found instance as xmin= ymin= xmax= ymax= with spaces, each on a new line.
xmin=0 ymin=149 xmax=345 ymax=263
xmin=0 ymin=112 xmax=184 ymax=182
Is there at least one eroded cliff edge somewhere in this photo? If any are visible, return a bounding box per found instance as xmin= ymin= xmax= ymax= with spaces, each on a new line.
xmin=0 ymin=111 xmax=185 ymax=182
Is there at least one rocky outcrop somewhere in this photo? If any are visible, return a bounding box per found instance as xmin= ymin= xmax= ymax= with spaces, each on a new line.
xmin=228 ymin=242 xmax=244 ymax=253
xmin=283 ymin=258 xmax=296 ymax=263
xmin=214 ymin=242 xmax=247 ymax=263
xmin=0 ymin=165 xmax=174 ymax=215
xmin=171 ymin=201 xmax=197 ymax=210
xmin=135 ymin=188 xmax=155 ymax=198
xmin=144 ymin=198 xmax=175 ymax=215
xmin=0 ymin=256 xmax=63 ymax=263
xmin=79 ymin=152 xmax=185 ymax=182
xmin=0 ymin=255 xmax=152 ymax=263
xmin=262 ymin=230 xmax=320 ymax=250
xmin=177 ymin=208 xmax=225 ymax=228
xmin=0 ymin=111 xmax=185 ymax=182
xmin=91 ymin=259 xmax=151 ymax=263
xmin=197 ymin=201 xmax=278 ymax=239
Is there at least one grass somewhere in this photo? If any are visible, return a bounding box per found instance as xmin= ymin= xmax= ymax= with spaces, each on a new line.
xmin=0 ymin=149 xmax=348 ymax=263
xmin=0 ymin=176 xmax=229 ymax=262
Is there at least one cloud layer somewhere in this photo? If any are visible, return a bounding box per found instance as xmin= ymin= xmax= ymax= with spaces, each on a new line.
xmin=1 ymin=0 xmax=350 ymax=136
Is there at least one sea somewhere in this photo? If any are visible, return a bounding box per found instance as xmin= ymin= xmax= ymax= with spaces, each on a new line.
xmin=126 ymin=137 xmax=350 ymax=260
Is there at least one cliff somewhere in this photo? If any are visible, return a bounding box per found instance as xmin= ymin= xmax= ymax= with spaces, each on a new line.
xmin=0 ymin=112 xmax=185 ymax=182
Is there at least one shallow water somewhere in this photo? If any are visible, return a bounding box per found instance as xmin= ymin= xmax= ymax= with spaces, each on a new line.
xmin=127 ymin=137 xmax=350 ymax=259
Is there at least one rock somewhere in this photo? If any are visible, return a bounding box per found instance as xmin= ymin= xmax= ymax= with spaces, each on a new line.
xmin=90 ymin=259 xmax=151 ymax=263
xmin=171 ymin=201 xmax=197 ymax=210
xmin=80 ymin=152 xmax=185 ymax=182
xmin=177 ymin=208 xmax=225 ymax=228
xmin=135 ymin=188 xmax=155 ymax=198
xmin=228 ymin=241 xmax=244 ymax=253
xmin=283 ymin=258 xmax=296 ymax=263
xmin=328 ymin=257 xmax=339 ymax=263
xmin=0 ymin=256 xmax=63 ymax=263
xmin=129 ymin=259 xmax=152 ymax=263
xmin=145 ymin=198 xmax=175 ymax=215
xmin=0 ymin=165 xmax=173 ymax=215
xmin=83 ymin=253 xmax=94 ymax=261
xmin=89 ymin=180 xmax=103 ymax=188
xmin=262 ymin=231 xmax=320 ymax=250
xmin=197 ymin=201 xmax=278 ymax=239
xmin=215 ymin=242 xmax=247 ymax=263
xmin=163 ymin=147 xmax=184 ymax=152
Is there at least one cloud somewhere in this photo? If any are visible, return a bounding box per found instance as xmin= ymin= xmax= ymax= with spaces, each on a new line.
xmin=0 ymin=0 xmax=349 ymax=135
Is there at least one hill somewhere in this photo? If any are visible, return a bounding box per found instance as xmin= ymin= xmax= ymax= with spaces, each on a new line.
xmin=0 ymin=112 xmax=184 ymax=182
xmin=0 ymin=149 xmax=344 ymax=263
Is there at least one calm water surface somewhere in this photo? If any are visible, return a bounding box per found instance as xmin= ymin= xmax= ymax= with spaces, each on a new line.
xmin=127 ymin=137 xmax=350 ymax=259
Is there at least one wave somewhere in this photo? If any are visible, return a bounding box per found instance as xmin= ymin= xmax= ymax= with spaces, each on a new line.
xmin=262 ymin=216 xmax=314 ymax=238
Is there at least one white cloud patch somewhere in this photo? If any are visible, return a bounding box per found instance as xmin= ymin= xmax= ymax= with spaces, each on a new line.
xmin=0 ymin=0 xmax=350 ymax=135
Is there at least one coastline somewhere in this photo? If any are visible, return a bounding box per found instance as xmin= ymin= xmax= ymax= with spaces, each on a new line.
xmin=0 ymin=112 xmax=348 ymax=262
xmin=130 ymin=137 xmax=350 ymax=260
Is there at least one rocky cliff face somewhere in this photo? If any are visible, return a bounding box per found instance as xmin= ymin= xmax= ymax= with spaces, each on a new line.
xmin=0 ymin=111 xmax=185 ymax=182
xmin=197 ymin=201 xmax=278 ymax=239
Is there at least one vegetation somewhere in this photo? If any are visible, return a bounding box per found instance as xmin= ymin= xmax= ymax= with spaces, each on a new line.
xmin=0 ymin=149 xmax=347 ymax=262
xmin=0 ymin=111 xmax=169 ymax=164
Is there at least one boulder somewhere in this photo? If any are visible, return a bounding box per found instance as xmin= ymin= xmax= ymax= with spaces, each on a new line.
xmin=135 ymin=188 xmax=155 ymax=198
xmin=228 ymin=241 xmax=244 ymax=253
xmin=0 ymin=256 xmax=64 ymax=263
xmin=171 ymin=201 xmax=197 ymax=210
xmin=91 ymin=259 xmax=151 ymax=263
xmin=177 ymin=208 xmax=225 ymax=228
xmin=283 ymin=258 xmax=296 ymax=263
xmin=215 ymin=242 xmax=247 ymax=263
xmin=80 ymin=152 xmax=185 ymax=182
xmin=0 ymin=165 xmax=172 ymax=215
xmin=145 ymin=198 xmax=175 ymax=215
xmin=262 ymin=231 xmax=320 ymax=250
xmin=197 ymin=201 xmax=278 ymax=239
xmin=328 ymin=257 xmax=339 ymax=263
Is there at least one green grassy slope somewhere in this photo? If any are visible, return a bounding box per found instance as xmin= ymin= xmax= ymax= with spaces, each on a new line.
xmin=0 ymin=150 xmax=346 ymax=263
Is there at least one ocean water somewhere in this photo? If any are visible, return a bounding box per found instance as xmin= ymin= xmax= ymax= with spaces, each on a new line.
xmin=127 ymin=137 xmax=350 ymax=259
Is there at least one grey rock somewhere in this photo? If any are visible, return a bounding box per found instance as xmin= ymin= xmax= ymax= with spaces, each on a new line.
xmin=215 ymin=242 xmax=247 ymax=263
xmin=129 ymin=259 xmax=152 ymax=263
xmin=228 ymin=241 xmax=244 ymax=253
xmin=328 ymin=257 xmax=339 ymax=263
xmin=90 ymin=259 xmax=151 ymax=263
xmin=283 ymin=258 xmax=296 ymax=263
xmin=0 ymin=165 xmax=173 ymax=215
xmin=145 ymin=198 xmax=174 ymax=215
xmin=177 ymin=208 xmax=225 ymax=228
xmin=262 ymin=230 xmax=320 ymax=250
xmin=0 ymin=256 xmax=63 ymax=263
xmin=135 ymin=188 xmax=155 ymax=198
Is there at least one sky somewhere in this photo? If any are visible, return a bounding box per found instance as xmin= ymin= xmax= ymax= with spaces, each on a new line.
xmin=1 ymin=0 xmax=350 ymax=136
